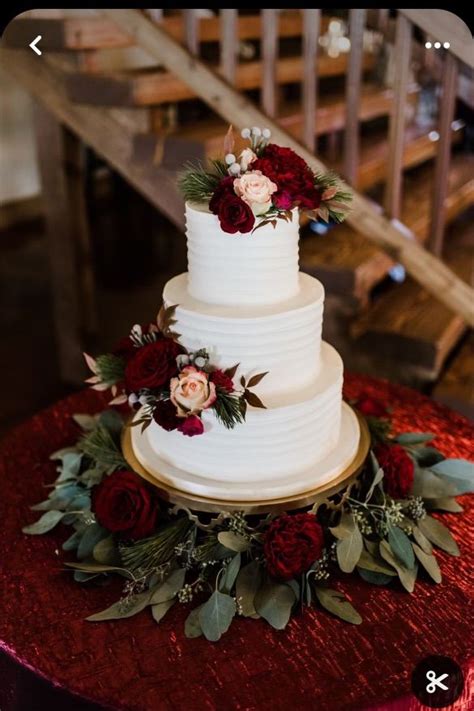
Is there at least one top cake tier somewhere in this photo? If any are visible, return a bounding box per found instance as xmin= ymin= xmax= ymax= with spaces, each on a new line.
xmin=186 ymin=202 xmax=300 ymax=307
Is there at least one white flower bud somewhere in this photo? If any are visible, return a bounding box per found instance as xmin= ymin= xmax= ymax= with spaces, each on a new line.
xmin=262 ymin=128 xmax=271 ymax=138
xmin=241 ymin=128 xmax=251 ymax=138
xmin=138 ymin=394 xmax=149 ymax=406
xmin=251 ymin=127 xmax=262 ymax=137
xmin=228 ymin=162 xmax=241 ymax=175
xmin=225 ymin=153 xmax=236 ymax=165
xmin=128 ymin=393 xmax=138 ymax=405
xmin=194 ymin=356 xmax=207 ymax=368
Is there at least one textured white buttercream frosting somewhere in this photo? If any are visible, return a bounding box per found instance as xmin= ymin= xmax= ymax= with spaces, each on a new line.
xmin=186 ymin=202 xmax=300 ymax=306
xmin=133 ymin=343 xmax=345 ymax=495
xmin=164 ymin=272 xmax=324 ymax=399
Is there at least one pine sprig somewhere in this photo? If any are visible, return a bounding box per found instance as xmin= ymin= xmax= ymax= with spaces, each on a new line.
xmin=178 ymin=160 xmax=227 ymax=203
xmin=213 ymin=389 xmax=245 ymax=429
xmin=96 ymin=354 xmax=126 ymax=387
xmin=78 ymin=427 xmax=128 ymax=473
xmin=119 ymin=518 xmax=191 ymax=574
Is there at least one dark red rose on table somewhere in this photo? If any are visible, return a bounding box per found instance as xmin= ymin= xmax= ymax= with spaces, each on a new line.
xmin=374 ymin=443 xmax=415 ymax=499
xmin=210 ymin=369 xmax=234 ymax=393
xmin=92 ymin=470 xmax=159 ymax=539
xmin=178 ymin=415 xmax=204 ymax=437
xmin=215 ymin=193 xmax=255 ymax=234
xmin=153 ymin=399 xmax=180 ymax=431
xmin=263 ymin=512 xmax=324 ymax=581
xmin=125 ymin=338 xmax=183 ymax=392
xmin=354 ymin=395 xmax=389 ymax=418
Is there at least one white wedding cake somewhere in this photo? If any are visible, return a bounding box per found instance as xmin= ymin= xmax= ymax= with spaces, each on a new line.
xmin=131 ymin=201 xmax=360 ymax=502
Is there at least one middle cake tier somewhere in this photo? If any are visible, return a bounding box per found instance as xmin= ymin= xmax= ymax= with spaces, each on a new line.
xmin=163 ymin=272 xmax=324 ymax=400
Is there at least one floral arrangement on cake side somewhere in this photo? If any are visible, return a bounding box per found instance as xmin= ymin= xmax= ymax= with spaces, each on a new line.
xmin=84 ymin=305 xmax=266 ymax=437
xmin=23 ymin=396 xmax=473 ymax=641
xmin=178 ymin=126 xmax=352 ymax=234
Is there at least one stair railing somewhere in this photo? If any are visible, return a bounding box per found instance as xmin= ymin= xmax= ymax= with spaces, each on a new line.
xmin=104 ymin=9 xmax=473 ymax=326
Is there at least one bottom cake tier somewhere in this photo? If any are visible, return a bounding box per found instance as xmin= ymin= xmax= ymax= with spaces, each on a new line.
xmin=130 ymin=342 xmax=361 ymax=501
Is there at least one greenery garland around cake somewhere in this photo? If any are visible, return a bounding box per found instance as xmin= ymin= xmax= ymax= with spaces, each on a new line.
xmin=83 ymin=306 xmax=267 ymax=437
xmin=178 ymin=125 xmax=352 ymax=234
xmin=24 ymin=394 xmax=473 ymax=641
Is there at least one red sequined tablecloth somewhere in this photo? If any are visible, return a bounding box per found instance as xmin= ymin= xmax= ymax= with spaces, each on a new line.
xmin=0 ymin=373 xmax=473 ymax=711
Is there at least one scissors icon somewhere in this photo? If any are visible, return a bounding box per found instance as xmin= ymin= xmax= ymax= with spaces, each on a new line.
xmin=426 ymin=669 xmax=449 ymax=693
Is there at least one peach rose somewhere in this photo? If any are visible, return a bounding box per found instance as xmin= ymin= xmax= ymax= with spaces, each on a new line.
xmin=170 ymin=366 xmax=216 ymax=417
xmin=239 ymin=148 xmax=257 ymax=172
xmin=233 ymin=170 xmax=277 ymax=215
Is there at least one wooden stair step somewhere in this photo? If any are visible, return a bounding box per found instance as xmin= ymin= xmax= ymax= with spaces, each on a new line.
xmin=328 ymin=120 xmax=464 ymax=191
xmin=431 ymin=332 xmax=474 ymax=419
xmin=300 ymin=153 xmax=474 ymax=303
xmin=162 ymin=83 xmax=419 ymax=153
xmin=65 ymin=53 xmax=376 ymax=107
xmin=349 ymin=218 xmax=474 ymax=377
xmin=3 ymin=12 xmax=332 ymax=51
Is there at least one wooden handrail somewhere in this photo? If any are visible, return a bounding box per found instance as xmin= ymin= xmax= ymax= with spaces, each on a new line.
xmin=103 ymin=10 xmax=474 ymax=326
xmin=399 ymin=10 xmax=473 ymax=69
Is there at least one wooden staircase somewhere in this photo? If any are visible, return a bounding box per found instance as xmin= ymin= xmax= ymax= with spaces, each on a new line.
xmin=1 ymin=9 xmax=473 ymax=404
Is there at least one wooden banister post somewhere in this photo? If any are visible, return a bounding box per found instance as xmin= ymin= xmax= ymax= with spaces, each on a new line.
xmin=261 ymin=9 xmax=278 ymax=118
xmin=343 ymin=9 xmax=366 ymax=185
xmin=429 ymin=53 xmax=458 ymax=256
xmin=220 ymin=9 xmax=237 ymax=84
xmin=384 ymin=13 xmax=412 ymax=219
xmin=183 ymin=10 xmax=199 ymax=55
xmin=302 ymin=9 xmax=320 ymax=151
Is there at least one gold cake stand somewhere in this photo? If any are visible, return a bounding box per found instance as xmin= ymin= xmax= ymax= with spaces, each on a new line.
xmin=121 ymin=408 xmax=371 ymax=514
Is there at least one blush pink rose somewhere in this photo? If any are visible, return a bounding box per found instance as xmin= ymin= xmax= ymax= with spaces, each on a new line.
xmin=233 ymin=171 xmax=277 ymax=215
xmin=170 ymin=366 xmax=217 ymax=416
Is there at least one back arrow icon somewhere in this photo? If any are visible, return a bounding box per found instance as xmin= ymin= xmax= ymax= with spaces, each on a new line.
xmin=29 ymin=35 xmax=42 ymax=56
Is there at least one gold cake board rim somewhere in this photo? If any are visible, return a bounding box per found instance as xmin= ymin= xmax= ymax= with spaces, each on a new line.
xmin=121 ymin=407 xmax=371 ymax=514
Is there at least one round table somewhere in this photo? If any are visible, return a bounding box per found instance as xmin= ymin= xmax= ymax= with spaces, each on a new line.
xmin=1 ymin=373 xmax=473 ymax=711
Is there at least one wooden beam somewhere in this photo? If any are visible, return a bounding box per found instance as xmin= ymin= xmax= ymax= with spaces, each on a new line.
xmin=99 ymin=11 xmax=474 ymax=325
xmin=343 ymin=9 xmax=366 ymax=184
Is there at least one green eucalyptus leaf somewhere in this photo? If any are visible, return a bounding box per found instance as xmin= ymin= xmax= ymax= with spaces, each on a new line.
xmin=87 ymin=591 xmax=151 ymax=621
xmin=217 ymin=531 xmax=250 ymax=552
xmin=151 ymin=598 xmax=175 ymax=624
xmin=357 ymin=549 xmax=397 ymax=576
xmin=199 ymin=591 xmax=236 ymax=642
xmin=425 ymin=497 xmax=463 ymax=513
xmin=81 ymin=468 xmax=103 ymax=488
xmin=65 ymin=561 xmax=132 ymax=577
xmin=72 ymin=414 xmax=98 ymax=432
xmin=412 ymin=543 xmax=442 ymax=583
xmin=77 ymin=523 xmax=108 ymax=560
xmin=410 ymin=447 xmax=445 ymax=467
xmin=74 ymin=570 xmax=100 ymax=583
xmin=380 ymin=541 xmax=417 ymax=593
xmin=394 ymin=433 xmax=434 ymax=445
xmin=330 ymin=511 xmax=356 ymax=540
xmin=357 ymin=568 xmax=394 ymax=586
xmin=412 ymin=525 xmax=433 ymax=554
xmin=417 ymin=515 xmax=460 ymax=556
xmin=62 ymin=529 xmax=84 ymax=552
xmin=93 ymin=535 xmax=121 ymax=565
xmin=235 ymin=560 xmax=263 ymax=618
xmin=388 ymin=526 xmax=415 ymax=569
xmin=220 ymin=553 xmax=241 ymax=594
xmin=185 ymin=604 xmax=204 ymax=638
xmin=254 ymin=578 xmax=296 ymax=630
xmin=365 ymin=468 xmax=384 ymax=503
xmin=364 ymin=539 xmax=379 ymax=557
xmin=412 ymin=466 xmax=458 ymax=498
xmin=50 ymin=446 xmax=80 ymax=461
xmin=336 ymin=521 xmax=363 ymax=573
xmin=22 ymin=510 xmax=65 ymax=535
xmin=430 ymin=459 xmax=474 ymax=494
xmin=314 ymin=587 xmax=362 ymax=624
xmin=98 ymin=409 xmax=124 ymax=437
xmin=149 ymin=569 xmax=186 ymax=605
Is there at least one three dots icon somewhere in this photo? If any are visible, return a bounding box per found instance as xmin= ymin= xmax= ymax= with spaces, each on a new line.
xmin=425 ymin=41 xmax=450 ymax=49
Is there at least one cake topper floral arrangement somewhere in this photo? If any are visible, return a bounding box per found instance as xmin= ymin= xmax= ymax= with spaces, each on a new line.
xmin=23 ymin=396 xmax=473 ymax=641
xmin=84 ymin=305 xmax=267 ymax=437
xmin=179 ymin=126 xmax=352 ymax=234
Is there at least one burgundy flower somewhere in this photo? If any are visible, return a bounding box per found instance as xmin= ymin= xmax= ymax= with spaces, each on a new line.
xmin=210 ymin=369 xmax=235 ymax=393
xmin=354 ymin=395 xmax=388 ymax=418
xmin=113 ymin=324 xmax=158 ymax=361
xmin=252 ymin=144 xmax=321 ymax=211
xmin=263 ymin=513 xmax=324 ymax=581
xmin=178 ymin=415 xmax=204 ymax=437
xmin=209 ymin=176 xmax=235 ymax=214
xmin=124 ymin=338 xmax=183 ymax=393
xmin=374 ymin=443 xmax=415 ymax=499
xmin=153 ymin=399 xmax=180 ymax=431
xmin=215 ymin=193 xmax=255 ymax=234
xmin=92 ymin=470 xmax=159 ymax=539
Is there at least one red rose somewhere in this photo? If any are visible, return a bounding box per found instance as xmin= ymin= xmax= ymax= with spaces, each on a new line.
xmin=92 ymin=470 xmax=159 ymax=539
xmin=178 ymin=415 xmax=204 ymax=437
xmin=374 ymin=443 xmax=415 ymax=499
xmin=209 ymin=176 xmax=235 ymax=214
xmin=210 ymin=369 xmax=234 ymax=393
xmin=153 ymin=399 xmax=180 ymax=431
xmin=263 ymin=513 xmax=324 ymax=581
xmin=252 ymin=144 xmax=321 ymax=210
xmin=216 ymin=194 xmax=255 ymax=234
xmin=354 ymin=395 xmax=388 ymax=418
xmin=125 ymin=338 xmax=183 ymax=392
